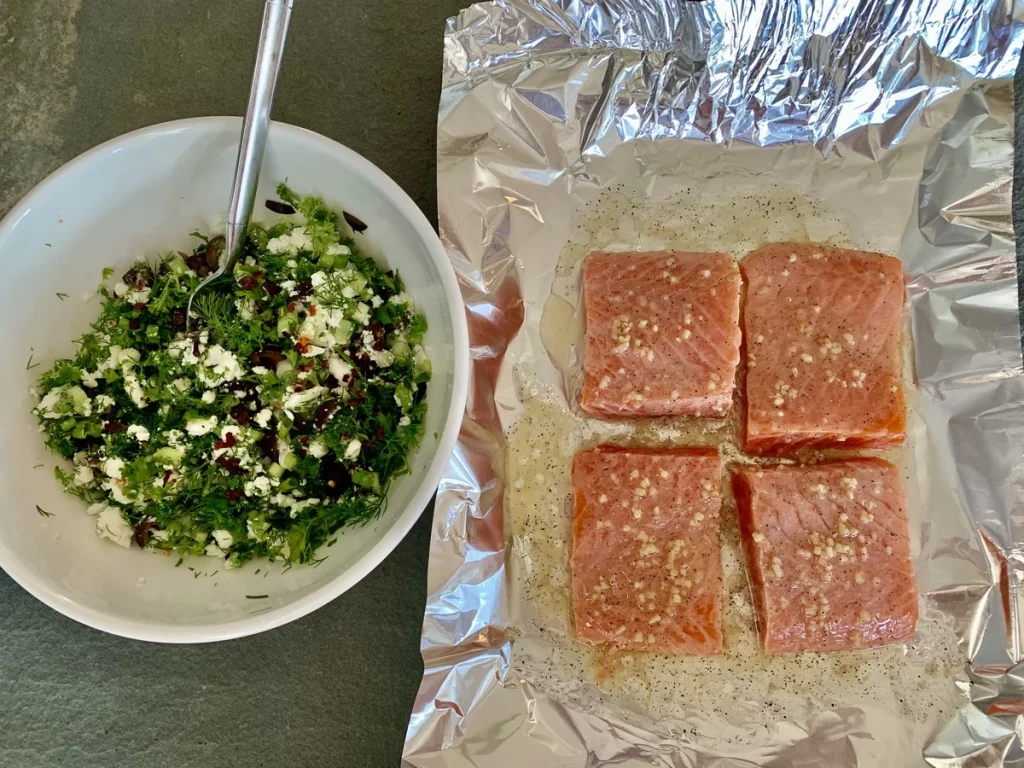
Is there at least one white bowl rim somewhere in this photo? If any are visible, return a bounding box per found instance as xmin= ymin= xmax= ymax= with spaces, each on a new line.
xmin=0 ymin=116 xmax=469 ymax=643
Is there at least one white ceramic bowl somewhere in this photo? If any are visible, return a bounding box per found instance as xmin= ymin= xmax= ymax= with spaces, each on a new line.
xmin=0 ymin=118 xmax=468 ymax=642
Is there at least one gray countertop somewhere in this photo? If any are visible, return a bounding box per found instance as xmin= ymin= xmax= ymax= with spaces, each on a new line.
xmin=2 ymin=3 xmax=1022 ymax=768
xmin=1 ymin=1 xmax=463 ymax=767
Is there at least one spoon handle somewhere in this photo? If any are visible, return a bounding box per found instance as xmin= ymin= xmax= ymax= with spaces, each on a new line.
xmin=223 ymin=0 xmax=294 ymax=271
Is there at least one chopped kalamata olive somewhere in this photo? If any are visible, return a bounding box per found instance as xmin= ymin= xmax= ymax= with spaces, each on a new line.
xmin=295 ymin=280 xmax=313 ymax=298
xmin=133 ymin=520 xmax=157 ymax=548
xmin=249 ymin=349 xmax=285 ymax=368
xmin=122 ymin=264 xmax=154 ymax=289
xmin=369 ymin=321 xmax=387 ymax=351
xmin=205 ymin=236 xmax=224 ymax=269
xmin=313 ymin=399 xmax=339 ymax=430
xmin=128 ymin=319 xmax=141 ymax=330
xmin=263 ymin=280 xmax=281 ymax=296
xmin=343 ymin=211 xmax=368 ymax=232
xmin=215 ymin=456 xmax=245 ymax=476
xmin=291 ymin=414 xmax=310 ymax=434
xmin=230 ymin=405 xmax=251 ymax=426
xmin=415 ymin=381 xmax=428 ymax=404
xmin=321 ymin=459 xmax=351 ymax=497
xmin=265 ymin=199 xmax=296 ymax=215
xmin=238 ymin=275 xmax=258 ymax=291
xmin=258 ymin=432 xmax=279 ymax=462
xmin=171 ymin=308 xmax=186 ymax=329
xmin=103 ymin=420 xmax=126 ymax=434
xmin=185 ymin=252 xmax=210 ymax=276
xmin=225 ymin=488 xmax=244 ymax=502
xmin=162 ymin=469 xmax=174 ymax=486
xmin=214 ymin=432 xmax=238 ymax=451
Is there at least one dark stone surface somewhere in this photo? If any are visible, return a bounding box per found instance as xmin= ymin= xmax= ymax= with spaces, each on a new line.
xmin=0 ymin=3 xmax=1021 ymax=768
xmin=0 ymin=1 xmax=463 ymax=767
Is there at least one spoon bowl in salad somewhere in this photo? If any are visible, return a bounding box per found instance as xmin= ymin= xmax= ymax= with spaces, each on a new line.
xmin=0 ymin=117 xmax=468 ymax=642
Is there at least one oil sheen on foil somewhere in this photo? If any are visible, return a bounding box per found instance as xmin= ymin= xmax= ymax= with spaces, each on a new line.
xmin=404 ymin=2 xmax=1024 ymax=766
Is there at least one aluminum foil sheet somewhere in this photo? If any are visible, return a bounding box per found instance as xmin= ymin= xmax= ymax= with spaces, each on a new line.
xmin=404 ymin=2 xmax=1024 ymax=766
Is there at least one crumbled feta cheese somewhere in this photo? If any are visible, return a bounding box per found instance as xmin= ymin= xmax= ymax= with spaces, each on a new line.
xmin=266 ymin=227 xmax=313 ymax=255
xmin=205 ymin=543 xmax=226 ymax=558
xmin=309 ymin=441 xmax=329 ymax=458
xmin=370 ymin=295 xmax=383 ymax=308
xmin=73 ymin=466 xmax=95 ymax=486
xmin=279 ymin=280 xmax=297 ymax=293
xmin=105 ymin=480 xmax=134 ymax=506
xmin=126 ymin=288 xmax=151 ymax=305
xmin=94 ymin=394 xmax=114 ymax=411
xmin=253 ymin=409 xmax=273 ymax=429
xmin=369 ymin=349 xmax=394 ymax=368
xmin=96 ymin=505 xmax=133 ymax=548
xmin=113 ymin=281 xmax=129 ymax=297
xmin=399 ymin=416 xmax=411 ymax=427
xmin=123 ymin=369 xmax=147 ymax=407
xmin=328 ymin=357 xmax=353 ymax=384
xmin=126 ymin=425 xmax=150 ymax=442
xmin=81 ymin=370 xmax=99 ymax=388
xmin=201 ymin=390 xmax=216 ymax=404
xmin=168 ymin=333 xmax=205 ymax=365
xmin=244 ymin=476 xmax=272 ymax=498
xmin=186 ymin=416 xmax=219 ymax=436
xmin=211 ymin=529 xmax=233 ymax=549
xmin=344 ymin=439 xmax=361 ymax=460
xmin=200 ymin=345 xmax=243 ymax=385
xmin=326 ymin=243 xmax=351 ymax=256
xmin=172 ymin=378 xmax=192 ymax=392
xmin=389 ymin=292 xmax=411 ymax=306
xmin=103 ymin=457 xmax=125 ymax=479
xmin=282 ymin=386 xmax=327 ymax=411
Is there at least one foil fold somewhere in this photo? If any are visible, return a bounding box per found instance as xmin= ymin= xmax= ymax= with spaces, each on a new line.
xmin=406 ymin=2 xmax=1024 ymax=766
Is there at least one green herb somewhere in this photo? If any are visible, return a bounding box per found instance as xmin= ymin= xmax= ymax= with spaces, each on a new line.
xmin=56 ymin=292 xmax=69 ymax=301
xmin=35 ymin=505 xmax=54 ymax=518
xmin=30 ymin=188 xmax=431 ymax=569
xmin=245 ymin=594 xmax=269 ymax=600
xmin=33 ymin=464 xmax=44 ymax=469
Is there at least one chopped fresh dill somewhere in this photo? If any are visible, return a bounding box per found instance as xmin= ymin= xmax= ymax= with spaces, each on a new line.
xmin=31 ymin=186 xmax=431 ymax=568
xmin=35 ymin=505 xmax=54 ymax=518
xmin=56 ymin=292 xmax=69 ymax=301
xmin=246 ymin=594 xmax=269 ymax=600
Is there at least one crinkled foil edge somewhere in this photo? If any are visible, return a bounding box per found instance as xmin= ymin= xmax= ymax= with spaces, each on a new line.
xmin=405 ymin=2 xmax=1024 ymax=766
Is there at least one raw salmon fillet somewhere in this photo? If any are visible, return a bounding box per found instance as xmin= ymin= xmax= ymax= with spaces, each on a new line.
xmin=732 ymin=459 xmax=918 ymax=654
xmin=741 ymin=243 xmax=906 ymax=454
xmin=581 ymin=251 xmax=741 ymax=418
xmin=571 ymin=446 xmax=724 ymax=654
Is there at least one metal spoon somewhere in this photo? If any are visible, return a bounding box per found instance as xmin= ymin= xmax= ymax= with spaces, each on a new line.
xmin=186 ymin=0 xmax=294 ymax=330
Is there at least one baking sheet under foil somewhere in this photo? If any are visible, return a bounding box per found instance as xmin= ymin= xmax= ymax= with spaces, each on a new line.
xmin=404 ymin=2 xmax=1024 ymax=766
